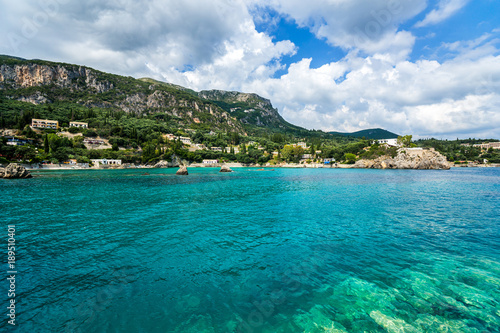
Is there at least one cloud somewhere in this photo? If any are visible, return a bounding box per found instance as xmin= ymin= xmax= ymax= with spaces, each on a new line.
xmin=0 ymin=0 xmax=296 ymax=83
xmin=242 ymin=32 xmax=500 ymax=139
xmin=249 ymin=0 xmax=426 ymax=59
xmin=415 ymin=0 xmax=469 ymax=28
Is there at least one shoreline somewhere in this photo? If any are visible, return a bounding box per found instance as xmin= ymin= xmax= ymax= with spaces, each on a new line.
xmin=19 ymin=162 xmax=500 ymax=171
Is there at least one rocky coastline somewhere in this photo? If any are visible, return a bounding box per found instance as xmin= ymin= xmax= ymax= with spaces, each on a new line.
xmin=0 ymin=163 xmax=33 ymax=178
xmin=353 ymin=148 xmax=450 ymax=170
xmin=14 ymin=147 xmax=499 ymax=172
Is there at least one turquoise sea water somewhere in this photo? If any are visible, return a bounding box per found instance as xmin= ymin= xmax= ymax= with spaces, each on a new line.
xmin=1 ymin=167 xmax=499 ymax=332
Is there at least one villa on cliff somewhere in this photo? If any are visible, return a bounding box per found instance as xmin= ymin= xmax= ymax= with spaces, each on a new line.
xmin=377 ymin=138 xmax=399 ymax=147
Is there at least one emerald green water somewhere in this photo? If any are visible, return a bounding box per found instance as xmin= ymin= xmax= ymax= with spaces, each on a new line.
xmin=1 ymin=167 xmax=499 ymax=332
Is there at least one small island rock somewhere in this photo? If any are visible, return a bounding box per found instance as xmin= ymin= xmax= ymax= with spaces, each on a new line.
xmin=1 ymin=163 xmax=33 ymax=179
xmin=176 ymin=165 xmax=189 ymax=175
xmin=219 ymin=165 xmax=233 ymax=173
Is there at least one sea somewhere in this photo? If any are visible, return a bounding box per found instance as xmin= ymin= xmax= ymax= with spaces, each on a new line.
xmin=1 ymin=167 xmax=499 ymax=332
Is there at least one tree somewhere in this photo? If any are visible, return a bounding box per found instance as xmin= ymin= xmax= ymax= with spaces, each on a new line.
xmin=281 ymin=145 xmax=304 ymax=163
xmin=44 ymin=135 xmax=50 ymax=153
xmin=344 ymin=153 xmax=357 ymax=164
xmin=397 ymin=135 xmax=413 ymax=147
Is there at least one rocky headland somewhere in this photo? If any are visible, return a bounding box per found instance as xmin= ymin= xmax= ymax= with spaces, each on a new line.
xmin=353 ymin=148 xmax=450 ymax=170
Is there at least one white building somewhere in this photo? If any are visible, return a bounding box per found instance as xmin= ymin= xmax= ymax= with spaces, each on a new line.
xmin=202 ymin=159 xmax=218 ymax=164
xmin=378 ymin=138 xmax=399 ymax=147
xmin=179 ymin=136 xmax=192 ymax=145
xmin=91 ymin=159 xmax=122 ymax=167
xmin=69 ymin=121 xmax=88 ymax=128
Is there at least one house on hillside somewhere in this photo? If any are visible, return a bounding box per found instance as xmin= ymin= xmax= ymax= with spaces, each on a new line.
xmin=32 ymin=119 xmax=59 ymax=129
xmin=378 ymin=138 xmax=399 ymax=147
xmin=91 ymin=159 xmax=122 ymax=167
xmin=179 ymin=137 xmax=192 ymax=145
xmin=297 ymin=142 xmax=308 ymax=149
xmin=69 ymin=121 xmax=88 ymax=128
xmin=473 ymin=142 xmax=500 ymax=150
xmin=4 ymin=136 xmax=34 ymax=146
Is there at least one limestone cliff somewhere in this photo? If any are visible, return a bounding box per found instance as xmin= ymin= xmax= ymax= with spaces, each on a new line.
xmin=0 ymin=57 xmax=244 ymax=133
xmin=198 ymin=89 xmax=291 ymax=129
xmin=0 ymin=63 xmax=113 ymax=92
xmin=353 ymin=148 xmax=451 ymax=170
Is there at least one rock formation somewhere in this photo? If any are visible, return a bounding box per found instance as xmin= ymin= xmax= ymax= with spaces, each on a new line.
xmin=0 ymin=163 xmax=33 ymax=178
xmin=353 ymin=148 xmax=450 ymax=170
xmin=154 ymin=160 xmax=176 ymax=168
xmin=219 ymin=165 xmax=233 ymax=173
xmin=176 ymin=165 xmax=188 ymax=175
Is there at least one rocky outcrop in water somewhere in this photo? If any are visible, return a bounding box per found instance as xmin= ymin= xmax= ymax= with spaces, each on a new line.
xmin=0 ymin=163 xmax=32 ymax=178
xmin=219 ymin=165 xmax=233 ymax=173
xmin=353 ymin=148 xmax=450 ymax=170
xmin=176 ymin=165 xmax=188 ymax=175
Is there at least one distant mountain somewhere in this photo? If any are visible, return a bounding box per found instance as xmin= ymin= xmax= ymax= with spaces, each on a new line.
xmin=329 ymin=128 xmax=400 ymax=140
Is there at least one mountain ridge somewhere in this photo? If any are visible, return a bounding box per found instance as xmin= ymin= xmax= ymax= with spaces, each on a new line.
xmin=0 ymin=55 xmax=312 ymax=136
xmin=329 ymin=128 xmax=400 ymax=140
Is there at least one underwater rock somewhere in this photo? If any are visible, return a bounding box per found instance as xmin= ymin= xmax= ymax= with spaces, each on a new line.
xmin=369 ymin=310 xmax=419 ymax=333
xmin=293 ymin=305 xmax=348 ymax=333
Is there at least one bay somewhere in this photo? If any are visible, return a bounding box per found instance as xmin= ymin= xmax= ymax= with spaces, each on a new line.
xmin=1 ymin=167 xmax=499 ymax=332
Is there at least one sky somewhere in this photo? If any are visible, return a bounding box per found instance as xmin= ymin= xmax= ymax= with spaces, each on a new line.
xmin=1 ymin=0 xmax=499 ymax=139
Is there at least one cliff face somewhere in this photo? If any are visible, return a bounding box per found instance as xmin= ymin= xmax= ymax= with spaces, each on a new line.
xmin=0 ymin=63 xmax=113 ymax=92
xmin=199 ymin=89 xmax=288 ymax=128
xmin=354 ymin=148 xmax=451 ymax=170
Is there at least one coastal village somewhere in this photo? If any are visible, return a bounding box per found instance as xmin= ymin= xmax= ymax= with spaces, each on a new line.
xmin=1 ymin=117 xmax=499 ymax=173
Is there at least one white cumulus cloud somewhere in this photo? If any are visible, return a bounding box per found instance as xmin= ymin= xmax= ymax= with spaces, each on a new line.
xmin=415 ymin=0 xmax=470 ymax=28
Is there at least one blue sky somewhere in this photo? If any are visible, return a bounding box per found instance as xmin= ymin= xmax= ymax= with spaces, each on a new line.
xmin=0 ymin=0 xmax=499 ymax=138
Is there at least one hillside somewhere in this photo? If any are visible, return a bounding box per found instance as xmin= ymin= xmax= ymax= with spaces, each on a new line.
xmin=0 ymin=55 xmax=315 ymax=137
xmin=0 ymin=56 xmax=245 ymax=134
xmin=329 ymin=128 xmax=399 ymax=140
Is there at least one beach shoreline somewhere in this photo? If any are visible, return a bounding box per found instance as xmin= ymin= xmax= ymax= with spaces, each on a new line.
xmin=19 ymin=162 xmax=500 ymax=171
